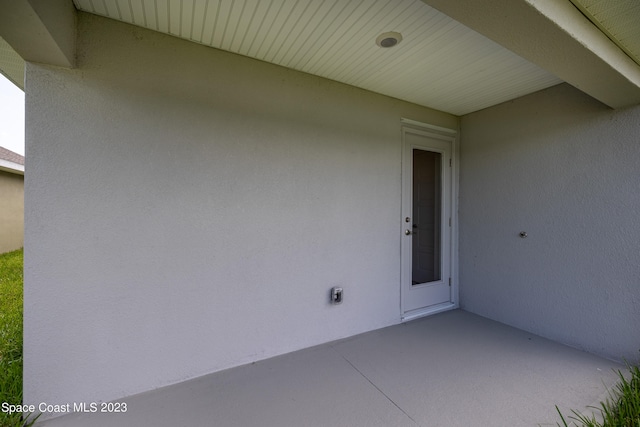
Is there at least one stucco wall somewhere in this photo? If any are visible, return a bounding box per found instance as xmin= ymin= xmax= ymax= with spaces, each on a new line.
xmin=0 ymin=170 xmax=23 ymax=253
xmin=24 ymin=13 xmax=457 ymax=410
xmin=459 ymin=83 xmax=640 ymax=362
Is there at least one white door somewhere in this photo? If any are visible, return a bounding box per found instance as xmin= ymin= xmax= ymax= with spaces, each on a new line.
xmin=401 ymin=127 xmax=454 ymax=320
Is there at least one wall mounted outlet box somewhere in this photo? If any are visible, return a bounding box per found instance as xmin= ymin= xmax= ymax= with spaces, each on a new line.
xmin=330 ymin=287 xmax=343 ymax=304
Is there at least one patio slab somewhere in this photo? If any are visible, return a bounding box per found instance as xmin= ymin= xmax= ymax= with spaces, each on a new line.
xmin=36 ymin=310 xmax=623 ymax=427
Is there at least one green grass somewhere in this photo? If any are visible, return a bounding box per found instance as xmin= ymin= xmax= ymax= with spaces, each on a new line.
xmin=0 ymin=249 xmax=37 ymax=427
xmin=557 ymin=363 xmax=640 ymax=427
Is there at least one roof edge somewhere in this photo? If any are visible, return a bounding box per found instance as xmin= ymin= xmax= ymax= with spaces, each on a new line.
xmin=0 ymin=159 xmax=25 ymax=175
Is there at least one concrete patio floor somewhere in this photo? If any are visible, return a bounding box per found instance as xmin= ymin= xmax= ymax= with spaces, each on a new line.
xmin=37 ymin=310 xmax=624 ymax=427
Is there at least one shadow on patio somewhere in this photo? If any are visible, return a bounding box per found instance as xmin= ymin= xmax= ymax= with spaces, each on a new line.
xmin=38 ymin=310 xmax=622 ymax=427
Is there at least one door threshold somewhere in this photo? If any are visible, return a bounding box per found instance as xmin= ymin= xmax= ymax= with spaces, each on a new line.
xmin=402 ymin=302 xmax=456 ymax=322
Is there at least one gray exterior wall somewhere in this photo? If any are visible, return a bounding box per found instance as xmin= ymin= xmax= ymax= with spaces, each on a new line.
xmin=24 ymin=13 xmax=457 ymax=410
xmin=459 ymin=83 xmax=640 ymax=362
xmin=0 ymin=170 xmax=23 ymax=253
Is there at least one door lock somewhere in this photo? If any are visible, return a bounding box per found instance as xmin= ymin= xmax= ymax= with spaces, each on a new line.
xmin=404 ymin=229 xmax=411 ymax=235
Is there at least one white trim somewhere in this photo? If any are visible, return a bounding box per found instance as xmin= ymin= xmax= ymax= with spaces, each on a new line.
xmin=401 ymin=302 xmax=457 ymax=322
xmin=400 ymin=118 xmax=458 ymax=135
xmin=400 ymin=122 xmax=459 ymax=321
xmin=0 ymin=159 xmax=24 ymax=175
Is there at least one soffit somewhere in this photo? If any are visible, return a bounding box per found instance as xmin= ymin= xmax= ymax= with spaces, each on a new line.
xmin=71 ymin=0 xmax=562 ymax=116
xmin=570 ymin=0 xmax=640 ymax=67
xmin=0 ymin=37 xmax=24 ymax=90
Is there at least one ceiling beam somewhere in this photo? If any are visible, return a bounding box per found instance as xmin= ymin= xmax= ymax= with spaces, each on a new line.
xmin=0 ymin=0 xmax=76 ymax=68
xmin=422 ymin=0 xmax=640 ymax=109
xmin=0 ymin=37 xmax=25 ymax=89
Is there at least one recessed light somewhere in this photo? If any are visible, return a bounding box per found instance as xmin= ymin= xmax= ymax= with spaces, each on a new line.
xmin=376 ymin=32 xmax=403 ymax=48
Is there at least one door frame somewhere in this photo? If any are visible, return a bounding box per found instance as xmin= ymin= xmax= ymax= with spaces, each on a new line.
xmin=400 ymin=120 xmax=459 ymax=321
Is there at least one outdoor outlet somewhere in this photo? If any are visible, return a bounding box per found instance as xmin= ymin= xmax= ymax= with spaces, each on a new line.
xmin=330 ymin=287 xmax=343 ymax=305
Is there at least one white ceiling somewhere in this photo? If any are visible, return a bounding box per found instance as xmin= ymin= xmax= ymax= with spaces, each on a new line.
xmin=71 ymin=0 xmax=563 ymax=116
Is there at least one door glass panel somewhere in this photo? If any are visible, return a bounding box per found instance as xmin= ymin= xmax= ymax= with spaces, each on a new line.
xmin=412 ymin=149 xmax=441 ymax=285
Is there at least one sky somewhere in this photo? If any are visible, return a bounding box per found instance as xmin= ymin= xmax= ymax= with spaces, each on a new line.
xmin=0 ymin=73 xmax=25 ymax=156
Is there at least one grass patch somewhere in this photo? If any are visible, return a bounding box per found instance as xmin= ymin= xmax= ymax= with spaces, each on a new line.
xmin=0 ymin=249 xmax=37 ymax=427
xmin=557 ymin=363 xmax=640 ymax=427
